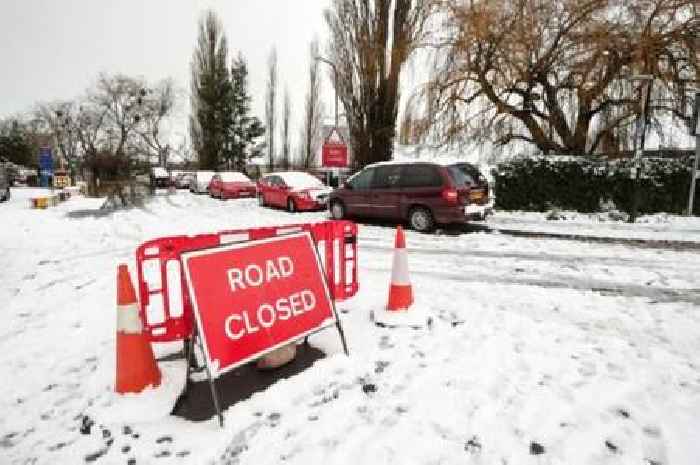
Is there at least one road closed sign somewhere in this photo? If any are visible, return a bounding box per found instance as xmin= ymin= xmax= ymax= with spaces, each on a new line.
xmin=182 ymin=232 xmax=336 ymax=377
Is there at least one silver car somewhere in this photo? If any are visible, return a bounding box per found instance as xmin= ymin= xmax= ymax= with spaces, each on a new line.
xmin=189 ymin=171 xmax=216 ymax=194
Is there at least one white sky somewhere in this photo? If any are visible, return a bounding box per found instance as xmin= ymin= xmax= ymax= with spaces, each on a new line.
xmin=0 ymin=0 xmax=334 ymax=145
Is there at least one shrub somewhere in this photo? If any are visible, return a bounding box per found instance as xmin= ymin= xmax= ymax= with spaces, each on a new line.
xmin=494 ymin=155 xmax=698 ymax=215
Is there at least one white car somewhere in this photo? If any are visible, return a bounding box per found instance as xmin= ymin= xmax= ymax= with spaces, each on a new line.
xmin=189 ymin=171 xmax=216 ymax=194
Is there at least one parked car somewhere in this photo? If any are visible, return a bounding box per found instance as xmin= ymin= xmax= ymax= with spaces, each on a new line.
xmin=328 ymin=161 xmax=478 ymax=232
xmin=0 ymin=162 xmax=11 ymax=202
xmin=174 ymin=172 xmax=194 ymax=189
xmin=257 ymin=171 xmax=331 ymax=212
xmin=189 ymin=171 xmax=216 ymax=194
xmin=208 ymin=172 xmax=257 ymax=199
xmin=150 ymin=166 xmax=171 ymax=189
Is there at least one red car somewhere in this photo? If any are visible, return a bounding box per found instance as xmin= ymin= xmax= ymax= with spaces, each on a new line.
xmin=257 ymin=171 xmax=332 ymax=212
xmin=328 ymin=161 xmax=476 ymax=232
xmin=208 ymin=172 xmax=257 ymax=199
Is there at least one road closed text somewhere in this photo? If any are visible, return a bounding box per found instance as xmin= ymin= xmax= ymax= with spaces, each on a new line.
xmin=224 ymin=256 xmax=319 ymax=340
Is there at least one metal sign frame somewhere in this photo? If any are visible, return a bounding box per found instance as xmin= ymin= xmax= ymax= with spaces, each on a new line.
xmin=180 ymin=232 xmax=349 ymax=427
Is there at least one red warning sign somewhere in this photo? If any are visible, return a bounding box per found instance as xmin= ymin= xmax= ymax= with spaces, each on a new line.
xmin=182 ymin=232 xmax=336 ymax=377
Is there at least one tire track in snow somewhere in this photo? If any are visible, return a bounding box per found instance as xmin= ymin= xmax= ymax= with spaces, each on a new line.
xmin=362 ymin=264 xmax=700 ymax=306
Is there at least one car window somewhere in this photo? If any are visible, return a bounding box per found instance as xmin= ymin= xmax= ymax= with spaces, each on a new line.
xmin=400 ymin=165 xmax=443 ymax=188
xmin=447 ymin=165 xmax=473 ymax=187
xmin=348 ymin=168 xmax=374 ymax=190
xmin=454 ymin=163 xmax=486 ymax=186
xmin=371 ymin=165 xmax=402 ymax=189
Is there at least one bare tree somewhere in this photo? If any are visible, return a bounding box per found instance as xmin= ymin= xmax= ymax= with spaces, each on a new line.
xmin=91 ymin=73 xmax=149 ymax=162
xmin=280 ymin=87 xmax=291 ymax=170
xmin=35 ymin=101 xmax=81 ymax=169
xmin=325 ymin=0 xmax=432 ymax=168
xmin=135 ymin=78 xmax=178 ymax=167
xmin=265 ymin=47 xmax=278 ymax=172
xmin=424 ymin=0 xmax=699 ymax=156
xmin=301 ymin=38 xmax=324 ymax=168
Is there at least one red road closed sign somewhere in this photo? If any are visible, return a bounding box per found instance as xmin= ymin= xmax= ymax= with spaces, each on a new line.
xmin=182 ymin=232 xmax=336 ymax=377
xmin=322 ymin=143 xmax=348 ymax=168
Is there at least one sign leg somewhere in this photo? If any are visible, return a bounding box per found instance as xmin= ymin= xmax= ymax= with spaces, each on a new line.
xmin=194 ymin=332 xmax=224 ymax=428
xmin=336 ymin=319 xmax=349 ymax=356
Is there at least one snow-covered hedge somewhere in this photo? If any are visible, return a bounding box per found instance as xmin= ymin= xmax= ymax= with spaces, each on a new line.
xmin=494 ymin=156 xmax=698 ymax=215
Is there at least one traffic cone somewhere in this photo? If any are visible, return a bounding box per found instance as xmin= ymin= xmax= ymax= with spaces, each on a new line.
xmin=387 ymin=225 xmax=414 ymax=311
xmin=115 ymin=264 xmax=161 ymax=394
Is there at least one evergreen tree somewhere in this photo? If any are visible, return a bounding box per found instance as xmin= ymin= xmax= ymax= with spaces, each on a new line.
xmin=224 ymin=54 xmax=265 ymax=172
xmin=0 ymin=121 xmax=33 ymax=167
xmin=189 ymin=10 xmax=230 ymax=170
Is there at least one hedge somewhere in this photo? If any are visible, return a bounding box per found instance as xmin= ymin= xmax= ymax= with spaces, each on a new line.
xmin=493 ymin=156 xmax=698 ymax=215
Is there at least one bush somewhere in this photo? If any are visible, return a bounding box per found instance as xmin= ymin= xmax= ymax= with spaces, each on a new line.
xmin=494 ymin=155 xmax=698 ymax=215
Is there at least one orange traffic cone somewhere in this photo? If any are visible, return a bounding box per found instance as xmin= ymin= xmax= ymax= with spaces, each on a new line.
xmin=115 ymin=264 xmax=161 ymax=394
xmin=387 ymin=225 xmax=414 ymax=311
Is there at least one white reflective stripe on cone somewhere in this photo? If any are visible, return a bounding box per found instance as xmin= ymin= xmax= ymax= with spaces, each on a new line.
xmin=391 ymin=249 xmax=411 ymax=285
xmin=117 ymin=303 xmax=143 ymax=334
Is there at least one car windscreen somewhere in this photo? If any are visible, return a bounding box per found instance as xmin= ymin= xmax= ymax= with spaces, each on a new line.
xmin=446 ymin=165 xmax=472 ymax=187
xmin=454 ymin=163 xmax=486 ymax=185
xmin=220 ymin=172 xmax=251 ymax=183
xmin=278 ymin=172 xmax=325 ymax=189
xmin=197 ymin=171 xmax=215 ymax=181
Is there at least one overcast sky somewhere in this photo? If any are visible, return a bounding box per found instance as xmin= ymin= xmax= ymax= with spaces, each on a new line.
xmin=0 ymin=0 xmax=333 ymax=143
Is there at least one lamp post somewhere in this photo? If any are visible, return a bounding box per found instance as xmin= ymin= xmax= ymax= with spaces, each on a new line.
xmin=315 ymin=56 xmax=341 ymax=186
xmin=627 ymin=74 xmax=654 ymax=223
xmin=688 ymin=91 xmax=700 ymax=215
xmin=314 ymin=56 xmax=339 ymax=129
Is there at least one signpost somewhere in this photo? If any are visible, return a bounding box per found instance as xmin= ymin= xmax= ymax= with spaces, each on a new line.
xmin=322 ymin=127 xmax=348 ymax=188
xmin=322 ymin=142 xmax=348 ymax=168
xmin=688 ymin=92 xmax=700 ymax=216
xmin=38 ymin=147 xmax=53 ymax=188
xmin=181 ymin=232 xmax=348 ymax=426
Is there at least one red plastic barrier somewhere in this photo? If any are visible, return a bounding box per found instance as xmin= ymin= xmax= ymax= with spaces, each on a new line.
xmin=135 ymin=220 xmax=358 ymax=342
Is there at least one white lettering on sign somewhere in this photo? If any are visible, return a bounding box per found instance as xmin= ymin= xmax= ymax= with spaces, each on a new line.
xmin=227 ymin=256 xmax=294 ymax=292
xmin=223 ymin=289 xmax=317 ymax=340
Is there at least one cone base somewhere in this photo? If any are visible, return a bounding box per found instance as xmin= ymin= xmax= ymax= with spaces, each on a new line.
xmin=116 ymin=333 xmax=162 ymax=394
xmin=372 ymin=307 xmax=432 ymax=329
xmin=387 ymin=284 xmax=414 ymax=312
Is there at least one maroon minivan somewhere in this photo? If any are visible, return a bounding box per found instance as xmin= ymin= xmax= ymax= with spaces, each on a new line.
xmin=328 ymin=162 xmax=476 ymax=232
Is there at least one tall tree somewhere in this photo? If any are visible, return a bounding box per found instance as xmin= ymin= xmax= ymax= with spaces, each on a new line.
xmin=325 ymin=0 xmax=432 ymax=168
xmin=301 ymin=38 xmax=323 ymax=168
xmin=0 ymin=120 xmax=33 ymax=167
xmin=280 ymin=87 xmax=291 ymax=170
xmin=426 ymin=0 xmax=699 ymax=155
xmin=35 ymin=101 xmax=80 ymax=168
xmin=265 ymin=48 xmax=278 ymax=172
xmin=224 ymin=53 xmax=265 ymax=172
xmin=190 ymin=10 xmax=230 ymax=170
xmin=135 ymin=78 xmax=178 ymax=167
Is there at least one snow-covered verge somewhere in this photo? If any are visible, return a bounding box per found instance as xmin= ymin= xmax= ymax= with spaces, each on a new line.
xmin=1 ymin=187 xmax=699 ymax=465
xmin=489 ymin=210 xmax=700 ymax=243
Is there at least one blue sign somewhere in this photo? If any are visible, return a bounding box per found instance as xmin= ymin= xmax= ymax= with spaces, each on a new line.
xmin=39 ymin=147 xmax=53 ymax=187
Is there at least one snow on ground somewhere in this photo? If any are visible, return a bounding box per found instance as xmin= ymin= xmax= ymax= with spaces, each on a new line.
xmin=1 ymin=187 xmax=699 ymax=465
xmin=489 ymin=210 xmax=700 ymax=243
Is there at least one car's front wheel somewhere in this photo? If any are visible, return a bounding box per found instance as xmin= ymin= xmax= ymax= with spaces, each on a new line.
xmin=258 ymin=194 xmax=266 ymax=206
xmin=1 ymin=188 xmax=9 ymax=202
xmin=287 ymin=198 xmax=297 ymax=213
xmin=408 ymin=206 xmax=435 ymax=232
xmin=330 ymin=200 xmax=345 ymax=220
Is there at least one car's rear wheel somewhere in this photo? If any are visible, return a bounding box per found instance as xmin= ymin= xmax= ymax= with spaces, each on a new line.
xmin=330 ymin=200 xmax=345 ymax=220
xmin=258 ymin=194 xmax=266 ymax=206
xmin=287 ymin=198 xmax=297 ymax=213
xmin=408 ymin=206 xmax=434 ymax=232
xmin=1 ymin=188 xmax=9 ymax=202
